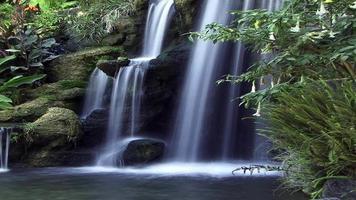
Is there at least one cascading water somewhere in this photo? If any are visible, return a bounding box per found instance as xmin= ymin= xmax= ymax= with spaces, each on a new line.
xmin=0 ymin=127 xmax=11 ymax=171
xmin=171 ymin=0 xmax=236 ymax=162
xmin=171 ymin=0 xmax=283 ymax=162
xmin=81 ymin=68 xmax=110 ymax=118
xmin=97 ymin=0 xmax=175 ymax=167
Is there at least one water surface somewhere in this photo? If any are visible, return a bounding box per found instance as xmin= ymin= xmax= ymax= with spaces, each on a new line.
xmin=0 ymin=166 xmax=307 ymax=200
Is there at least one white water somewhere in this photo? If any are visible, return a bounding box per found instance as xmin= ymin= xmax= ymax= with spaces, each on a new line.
xmin=142 ymin=0 xmax=175 ymax=57
xmin=82 ymin=162 xmax=281 ymax=177
xmin=97 ymin=0 xmax=175 ymax=167
xmin=222 ymin=0 xmax=256 ymax=160
xmin=0 ymin=127 xmax=11 ymax=171
xmin=81 ymin=68 xmax=110 ymax=118
xmin=171 ymin=0 xmax=235 ymax=162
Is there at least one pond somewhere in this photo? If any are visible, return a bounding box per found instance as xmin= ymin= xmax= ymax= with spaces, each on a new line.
xmin=0 ymin=163 xmax=307 ymax=200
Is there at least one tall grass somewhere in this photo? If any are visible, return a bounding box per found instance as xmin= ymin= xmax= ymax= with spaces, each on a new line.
xmin=260 ymin=79 xmax=356 ymax=198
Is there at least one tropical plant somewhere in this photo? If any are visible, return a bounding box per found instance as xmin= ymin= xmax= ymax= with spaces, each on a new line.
xmin=6 ymin=27 xmax=58 ymax=70
xmin=260 ymin=79 xmax=356 ymax=198
xmin=0 ymin=74 xmax=46 ymax=109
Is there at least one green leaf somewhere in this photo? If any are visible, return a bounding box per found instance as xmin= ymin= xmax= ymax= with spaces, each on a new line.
xmin=0 ymin=74 xmax=46 ymax=92
xmin=0 ymin=101 xmax=13 ymax=110
xmin=0 ymin=55 xmax=16 ymax=73
xmin=0 ymin=94 xmax=12 ymax=103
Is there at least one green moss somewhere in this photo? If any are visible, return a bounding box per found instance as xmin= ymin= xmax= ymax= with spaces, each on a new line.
xmin=59 ymin=80 xmax=87 ymax=90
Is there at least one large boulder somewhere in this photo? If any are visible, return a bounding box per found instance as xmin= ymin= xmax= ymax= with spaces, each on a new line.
xmin=122 ymin=138 xmax=165 ymax=166
xmin=19 ymin=107 xmax=84 ymax=167
xmin=46 ymin=46 xmax=124 ymax=82
xmin=322 ymin=179 xmax=356 ymax=200
xmin=26 ymin=107 xmax=82 ymax=147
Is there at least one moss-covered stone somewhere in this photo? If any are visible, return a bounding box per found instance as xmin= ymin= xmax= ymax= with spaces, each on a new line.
xmin=28 ymin=107 xmax=82 ymax=144
xmin=26 ymin=80 xmax=86 ymax=101
xmin=21 ymin=107 xmax=84 ymax=167
xmin=47 ymin=46 xmax=124 ymax=82
xmin=0 ymin=98 xmax=53 ymax=122
xmin=174 ymin=0 xmax=200 ymax=32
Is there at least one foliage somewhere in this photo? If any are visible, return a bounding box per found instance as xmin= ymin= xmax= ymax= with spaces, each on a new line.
xmin=0 ymin=3 xmax=14 ymax=37
xmin=66 ymin=0 xmax=135 ymax=42
xmin=0 ymin=74 xmax=46 ymax=109
xmin=31 ymin=10 xmax=63 ymax=36
xmin=6 ymin=27 xmax=58 ymax=70
xmin=193 ymin=0 xmax=355 ymax=100
xmin=260 ymin=79 xmax=356 ymax=198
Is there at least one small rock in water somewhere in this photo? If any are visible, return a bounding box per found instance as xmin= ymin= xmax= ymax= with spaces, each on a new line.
xmin=121 ymin=139 xmax=165 ymax=166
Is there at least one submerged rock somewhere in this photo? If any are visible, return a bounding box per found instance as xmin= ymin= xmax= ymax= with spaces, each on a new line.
xmin=322 ymin=179 xmax=356 ymax=200
xmin=122 ymin=139 xmax=165 ymax=166
xmin=96 ymin=57 xmax=130 ymax=77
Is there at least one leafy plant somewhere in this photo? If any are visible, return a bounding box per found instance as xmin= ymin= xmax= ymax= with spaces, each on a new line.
xmin=7 ymin=27 xmax=58 ymax=70
xmin=260 ymin=79 xmax=356 ymax=198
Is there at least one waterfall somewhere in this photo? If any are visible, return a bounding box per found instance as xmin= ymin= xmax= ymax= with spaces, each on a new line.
xmin=171 ymin=0 xmax=235 ymax=162
xmin=81 ymin=68 xmax=110 ymax=118
xmin=97 ymin=0 xmax=175 ymax=167
xmin=143 ymin=0 xmax=175 ymax=57
xmin=0 ymin=127 xmax=11 ymax=171
xmin=171 ymin=0 xmax=284 ymax=162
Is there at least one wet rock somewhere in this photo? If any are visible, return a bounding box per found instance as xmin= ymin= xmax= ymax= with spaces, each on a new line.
xmin=122 ymin=139 xmax=165 ymax=166
xmin=322 ymin=179 xmax=356 ymax=200
xmin=81 ymin=109 xmax=109 ymax=148
xmin=96 ymin=57 xmax=130 ymax=77
xmin=139 ymin=42 xmax=190 ymax=136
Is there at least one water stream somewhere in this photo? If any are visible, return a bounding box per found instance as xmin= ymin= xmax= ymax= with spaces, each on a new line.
xmin=97 ymin=0 xmax=175 ymax=166
xmin=81 ymin=68 xmax=111 ymax=118
xmin=0 ymin=127 xmax=11 ymax=172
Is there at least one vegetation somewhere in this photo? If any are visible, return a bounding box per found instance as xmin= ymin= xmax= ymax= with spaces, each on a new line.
xmin=66 ymin=0 xmax=136 ymax=42
xmin=194 ymin=0 xmax=355 ymax=198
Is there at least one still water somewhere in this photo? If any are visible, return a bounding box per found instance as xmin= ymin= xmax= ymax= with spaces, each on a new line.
xmin=0 ymin=166 xmax=307 ymax=200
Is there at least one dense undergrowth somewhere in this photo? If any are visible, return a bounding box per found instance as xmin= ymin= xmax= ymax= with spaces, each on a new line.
xmin=0 ymin=0 xmax=135 ymax=109
xmin=194 ymin=0 xmax=355 ymax=198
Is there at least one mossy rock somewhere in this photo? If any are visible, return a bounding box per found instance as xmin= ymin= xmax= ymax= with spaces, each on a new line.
xmin=174 ymin=0 xmax=200 ymax=32
xmin=27 ymin=107 xmax=82 ymax=145
xmin=21 ymin=107 xmax=84 ymax=167
xmin=26 ymin=80 xmax=86 ymax=101
xmin=47 ymin=46 xmax=124 ymax=82
xmin=0 ymin=98 xmax=53 ymax=122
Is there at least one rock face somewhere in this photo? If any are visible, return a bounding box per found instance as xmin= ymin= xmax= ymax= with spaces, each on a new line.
xmin=46 ymin=46 xmax=123 ymax=82
xmin=138 ymin=42 xmax=190 ymax=136
xmin=174 ymin=0 xmax=201 ymax=32
xmin=81 ymin=109 xmax=109 ymax=148
xmin=96 ymin=57 xmax=130 ymax=77
xmin=322 ymin=179 xmax=356 ymax=200
xmin=122 ymin=139 xmax=165 ymax=166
